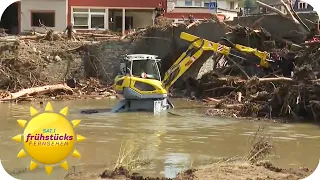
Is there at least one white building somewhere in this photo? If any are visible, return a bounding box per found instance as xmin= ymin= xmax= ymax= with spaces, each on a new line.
xmin=20 ymin=0 xmax=68 ymax=33
xmin=166 ymin=0 xmax=240 ymax=22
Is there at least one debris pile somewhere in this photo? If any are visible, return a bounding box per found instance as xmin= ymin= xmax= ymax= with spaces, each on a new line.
xmin=0 ymin=29 xmax=120 ymax=102
xmin=0 ymin=39 xmax=83 ymax=90
xmin=198 ymin=24 xmax=320 ymax=122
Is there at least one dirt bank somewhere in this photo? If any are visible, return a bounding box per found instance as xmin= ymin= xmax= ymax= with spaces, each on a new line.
xmin=176 ymin=161 xmax=311 ymax=180
xmin=63 ymin=161 xmax=312 ymax=180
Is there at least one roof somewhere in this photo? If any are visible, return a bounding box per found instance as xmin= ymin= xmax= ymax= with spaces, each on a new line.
xmin=165 ymin=12 xmax=225 ymax=21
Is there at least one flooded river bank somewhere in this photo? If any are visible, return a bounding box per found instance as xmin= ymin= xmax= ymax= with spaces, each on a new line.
xmin=0 ymin=98 xmax=319 ymax=179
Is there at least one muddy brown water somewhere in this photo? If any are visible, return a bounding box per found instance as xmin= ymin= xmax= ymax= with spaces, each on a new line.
xmin=0 ymin=99 xmax=319 ymax=180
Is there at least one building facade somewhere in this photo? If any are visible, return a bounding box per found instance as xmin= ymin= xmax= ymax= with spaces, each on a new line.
xmin=292 ymin=0 xmax=314 ymax=12
xmin=247 ymin=0 xmax=314 ymax=15
xmin=0 ymin=0 xmax=68 ymax=34
xmin=68 ymin=0 xmax=164 ymax=35
xmin=166 ymin=0 xmax=239 ymax=22
xmin=1 ymin=0 xmax=243 ymax=35
xmin=21 ymin=0 xmax=68 ymax=33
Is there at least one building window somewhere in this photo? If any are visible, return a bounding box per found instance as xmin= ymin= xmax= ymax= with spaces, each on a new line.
xmin=115 ymin=16 xmax=133 ymax=30
xmin=91 ymin=15 xmax=104 ymax=29
xmin=72 ymin=8 xmax=105 ymax=29
xmin=185 ymin=0 xmax=192 ymax=6
xmin=31 ymin=12 xmax=55 ymax=27
xmin=298 ymin=2 xmax=307 ymax=9
xmin=194 ymin=0 xmax=201 ymax=6
xmin=259 ymin=7 xmax=269 ymax=14
xmin=204 ymin=0 xmax=210 ymax=8
xmin=230 ymin=1 xmax=234 ymax=9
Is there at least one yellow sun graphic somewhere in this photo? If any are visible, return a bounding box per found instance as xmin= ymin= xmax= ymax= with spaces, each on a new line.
xmin=12 ymin=102 xmax=86 ymax=175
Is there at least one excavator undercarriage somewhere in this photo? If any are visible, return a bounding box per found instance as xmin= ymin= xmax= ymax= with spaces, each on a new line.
xmin=111 ymin=32 xmax=292 ymax=113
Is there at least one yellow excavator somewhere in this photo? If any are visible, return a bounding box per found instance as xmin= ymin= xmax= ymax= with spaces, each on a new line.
xmin=110 ymin=32 xmax=272 ymax=113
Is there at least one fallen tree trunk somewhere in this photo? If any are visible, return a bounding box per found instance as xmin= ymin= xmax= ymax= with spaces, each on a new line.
xmin=76 ymin=32 xmax=116 ymax=37
xmin=186 ymin=21 xmax=199 ymax=29
xmin=214 ymin=77 xmax=293 ymax=83
xmin=19 ymin=35 xmax=46 ymax=39
xmin=1 ymin=84 xmax=73 ymax=101
xmin=120 ymin=28 xmax=147 ymax=40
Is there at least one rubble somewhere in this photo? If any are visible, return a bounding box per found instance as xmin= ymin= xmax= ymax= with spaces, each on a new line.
xmin=194 ymin=23 xmax=320 ymax=122
xmin=119 ymin=1 xmax=319 ymax=122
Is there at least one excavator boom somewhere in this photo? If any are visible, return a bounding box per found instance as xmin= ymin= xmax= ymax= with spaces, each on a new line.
xmin=162 ymin=32 xmax=271 ymax=90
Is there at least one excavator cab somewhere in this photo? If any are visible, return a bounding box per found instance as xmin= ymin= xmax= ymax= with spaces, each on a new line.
xmin=120 ymin=54 xmax=161 ymax=80
xmin=111 ymin=54 xmax=172 ymax=113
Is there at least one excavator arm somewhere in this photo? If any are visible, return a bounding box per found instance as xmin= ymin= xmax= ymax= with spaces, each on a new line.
xmin=162 ymin=32 xmax=272 ymax=90
xmin=162 ymin=36 xmax=206 ymax=90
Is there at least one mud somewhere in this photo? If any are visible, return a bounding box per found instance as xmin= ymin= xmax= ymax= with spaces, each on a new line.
xmin=63 ymin=161 xmax=312 ymax=180
xmin=176 ymin=161 xmax=312 ymax=180
xmin=100 ymin=167 xmax=171 ymax=180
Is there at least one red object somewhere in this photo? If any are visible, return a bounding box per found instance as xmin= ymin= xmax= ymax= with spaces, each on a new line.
xmin=306 ymin=37 xmax=320 ymax=43
xmin=165 ymin=12 xmax=225 ymax=21
xmin=69 ymin=0 xmax=160 ymax=8
xmin=141 ymin=72 xmax=147 ymax=78
xmin=270 ymin=52 xmax=280 ymax=61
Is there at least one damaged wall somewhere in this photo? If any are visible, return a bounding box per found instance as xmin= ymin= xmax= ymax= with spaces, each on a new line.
xmin=132 ymin=22 xmax=227 ymax=87
xmin=84 ymin=22 xmax=227 ymax=86
xmin=83 ymin=40 xmax=136 ymax=83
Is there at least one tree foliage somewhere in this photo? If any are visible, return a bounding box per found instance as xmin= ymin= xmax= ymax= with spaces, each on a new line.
xmin=239 ymin=0 xmax=256 ymax=8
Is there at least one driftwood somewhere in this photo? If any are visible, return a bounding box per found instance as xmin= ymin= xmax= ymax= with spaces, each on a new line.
xmin=120 ymin=28 xmax=147 ymax=40
xmin=94 ymin=36 xmax=120 ymax=40
xmin=1 ymin=84 xmax=73 ymax=101
xmin=203 ymin=97 xmax=222 ymax=103
xmin=211 ymin=13 xmax=233 ymax=31
xmin=225 ymin=56 xmax=250 ymax=79
xmin=76 ymin=32 xmax=116 ymax=37
xmin=249 ymin=16 xmax=264 ymax=29
xmin=214 ymin=77 xmax=293 ymax=83
xmin=0 ymin=38 xmax=19 ymax=42
xmin=186 ymin=21 xmax=199 ymax=29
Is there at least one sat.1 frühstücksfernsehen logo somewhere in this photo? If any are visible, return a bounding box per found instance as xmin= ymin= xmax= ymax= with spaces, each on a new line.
xmin=12 ymin=102 xmax=86 ymax=175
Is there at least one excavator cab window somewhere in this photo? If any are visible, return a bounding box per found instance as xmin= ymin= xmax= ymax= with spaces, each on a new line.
xmin=119 ymin=61 xmax=131 ymax=75
xmin=131 ymin=59 xmax=161 ymax=80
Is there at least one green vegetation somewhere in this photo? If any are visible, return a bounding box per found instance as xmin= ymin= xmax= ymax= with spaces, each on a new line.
xmin=239 ymin=0 xmax=257 ymax=8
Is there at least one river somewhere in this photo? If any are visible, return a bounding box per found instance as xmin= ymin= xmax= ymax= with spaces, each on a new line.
xmin=0 ymin=99 xmax=319 ymax=180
